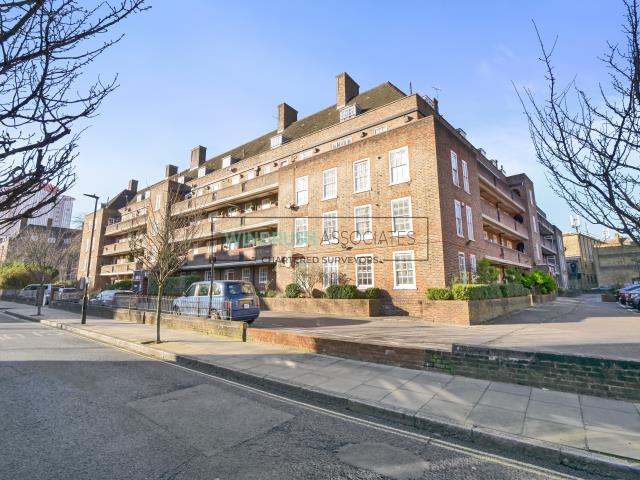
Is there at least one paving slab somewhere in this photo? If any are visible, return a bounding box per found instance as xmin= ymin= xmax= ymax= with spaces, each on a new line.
xmin=466 ymin=405 xmax=525 ymax=435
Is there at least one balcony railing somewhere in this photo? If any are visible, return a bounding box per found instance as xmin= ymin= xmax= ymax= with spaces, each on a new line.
xmin=175 ymin=213 xmax=279 ymax=242
xmin=484 ymin=241 xmax=532 ymax=268
xmin=480 ymin=199 xmax=528 ymax=240
xmin=104 ymin=215 xmax=147 ymax=236
xmin=183 ymin=245 xmax=275 ymax=268
xmin=477 ymin=163 xmax=526 ymax=212
xmin=100 ymin=261 xmax=138 ymax=276
xmin=102 ymin=242 xmax=132 ymax=256
xmin=171 ymin=175 xmax=278 ymax=216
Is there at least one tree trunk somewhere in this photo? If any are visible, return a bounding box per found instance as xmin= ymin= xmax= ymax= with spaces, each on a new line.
xmin=37 ymin=275 xmax=45 ymax=316
xmin=155 ymin=283 xmax=163 ymax=343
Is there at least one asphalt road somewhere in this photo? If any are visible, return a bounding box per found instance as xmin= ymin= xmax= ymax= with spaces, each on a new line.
xmin=0 ymin=310 xmax=605 ymax=480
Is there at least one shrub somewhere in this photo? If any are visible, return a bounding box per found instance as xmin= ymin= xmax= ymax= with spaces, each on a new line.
xmin=148 ymin=274 xmax=200 ymax=296
xmin=426 ymin=287 xmax=454 ymax=300
xmin=522 ymin=271 xmax=557 ymax=294
xmin=325 ymin=284 xmax=359 ymax=299
xmin=284 ymin=283 xmax=302 ymax=298
xmin=363 ymin=287 xmax=381 ymax=299
xmin=500 ymin=283 xmax=530 ymax=297
xmin=264 ymin=289 xmax=277 ymax=297
xmin=476 ymin=259 xmax=499 ymax=284
xmin=452 ymin=283 xmax=502 ymax=300
xmin=0 ymin=262 xmax=33 ymax=289
xmin=111 ymin=279 xmax=132 ymax=290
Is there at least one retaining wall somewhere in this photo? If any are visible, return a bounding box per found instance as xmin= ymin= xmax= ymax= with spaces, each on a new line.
xmin=259 ymin=297 xmax=381 ymax=317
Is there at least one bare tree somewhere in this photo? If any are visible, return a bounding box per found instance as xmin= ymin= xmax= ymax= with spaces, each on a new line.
xmin=0 ymin=0 xmax=148 ymax=231
xmin=129 ymin=192 xmax=198 ymax=343
xmin=11 ymin=224 xmax=79 ymax=314
xmin=293 ymin=260 xmax=324 ymax=298
xmin=519 ymin=0 xmax=640 ymax=244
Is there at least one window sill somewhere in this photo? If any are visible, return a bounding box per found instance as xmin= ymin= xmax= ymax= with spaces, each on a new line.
xmin=389 ymin=179 xmax=410 ymax=186
xmin=393 ymin=285 xmax=417 ymax=290
xmin=322 ymin=196 xmax=337 ymax=201
xmin=353 ymin=188 xmax=371 ymax=194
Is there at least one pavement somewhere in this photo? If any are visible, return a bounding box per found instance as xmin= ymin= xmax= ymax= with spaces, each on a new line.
xmin=256 ymin=295 xmax=640 ymax=361
xmin=0 ymin=309 xmax=602 ymax=480
xmin=2 ymin=300 xmax=640 ymax=477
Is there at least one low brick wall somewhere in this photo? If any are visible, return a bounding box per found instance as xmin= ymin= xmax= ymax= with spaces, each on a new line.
xmin=601 ymin=293 xmax=617 ymax=302
xmin=259 ymin=297 xmax=380 ymax=317
xmin=46 ymin=302 xmax=245 ymax=341
xmin=531 ymin=292 xmax=557 ymax=304
xmin=425 ymin=345 xmax=640 ymax=401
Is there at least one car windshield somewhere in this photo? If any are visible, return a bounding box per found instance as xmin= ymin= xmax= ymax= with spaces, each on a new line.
xmin=227 ymin=282 xmax=254 ymax=295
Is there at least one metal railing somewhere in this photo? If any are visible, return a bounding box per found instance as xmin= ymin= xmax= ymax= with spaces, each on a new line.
xmin=111 ymin=294 xmax=234 ymax=320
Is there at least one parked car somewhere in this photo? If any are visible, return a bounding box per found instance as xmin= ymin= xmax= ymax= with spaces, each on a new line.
xmin=618 ymin=284 xmax=640 ymax=304
xmin=18 ymin=284 xmax=64 ymax=305
xmin=171 ymin=280 xmax=259 ymax=323
xmin=628 ymin=293 xmax=640 ymax=310
xmin=90 ymin=289 xmax=134 ymax=308
xmin=54 ymin=287 xmax=81 ymax=303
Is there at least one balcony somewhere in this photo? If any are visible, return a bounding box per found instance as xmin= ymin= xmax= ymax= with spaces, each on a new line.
xmin=477 ymin=163 xmax=526 ymax=213
xmin=484 ymin=241 xmax=532 ymax=268
xmin=99 ymin=261 xmax=138 ymax=276
xmin=175 ymin=212 xmax=279 ymax=242
xmin=102 ymin=242 xmax=132 ymax=256
xmin=481 ymin=199 xmax=528 ymax=240
xmin=541 ymin=236 xmax=557 ymax=254
xmin=104 ymin=215 xmax=147 ymax=236
xmin=171 ymin=175 xmax=278 ymax=216
xmin=182 ymin=245 xmax=275 ymax=270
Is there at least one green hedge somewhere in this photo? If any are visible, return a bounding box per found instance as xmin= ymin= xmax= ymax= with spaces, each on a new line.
xmin=500 ymin=283 xmax=530 ymax=298
xmin=426 ymin=287 xmax=454 ymax=300
xmin=362 ymin=287 xmax=381 ymax=299
xmin=284 ymin=283 xmax=302 ymax=298
xmin=325 ymin=284 xmax=359 ymax=299
xmin=148 ymin=275 xmax=199 ymax=296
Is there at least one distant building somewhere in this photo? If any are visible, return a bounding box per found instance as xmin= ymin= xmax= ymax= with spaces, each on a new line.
xmin=594 ymin=235 xmax=640 ymax=286
xmin=0 ymin=184 xmax=74 ymax=239
xmin=563 ymin=232 xmax=602 ymax=289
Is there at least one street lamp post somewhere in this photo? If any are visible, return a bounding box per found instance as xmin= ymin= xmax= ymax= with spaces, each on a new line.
xmin=208 ymin=221 xmax=215 ymax=317
xmin=81 ymin=194 xmax=99 ymax=325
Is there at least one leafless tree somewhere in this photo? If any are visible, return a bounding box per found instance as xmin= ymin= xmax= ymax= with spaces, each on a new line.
xmin=518 ymin=0 xmax=640 ymax=244
xmin=293 ymin=260 xmax=324 ymax=298
xmin=0 ymin=0 xmax=148 ymax=232
xmin=11 ymin=224 xmax=79 ymax=314
xmin=129 ymin=192 xmax=198 ymax=343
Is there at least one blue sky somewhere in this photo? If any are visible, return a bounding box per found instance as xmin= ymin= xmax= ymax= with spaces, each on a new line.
xmin=72 ymin=0 xmax=622 ymax=235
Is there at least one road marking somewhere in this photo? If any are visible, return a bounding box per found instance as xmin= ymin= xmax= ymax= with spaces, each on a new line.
xmin=55 ymin=329 xmax=587 ymax=479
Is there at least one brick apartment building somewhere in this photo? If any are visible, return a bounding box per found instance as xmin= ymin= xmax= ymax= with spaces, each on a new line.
xmin=78 ymin=73 xmax=566 ymax=314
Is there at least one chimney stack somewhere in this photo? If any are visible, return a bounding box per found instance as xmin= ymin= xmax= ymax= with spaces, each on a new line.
xmin=277 ymin=103 xmax=298 ymax=133
xmin=165 ymin=164 xmax=178 ymax=178
xmin=127 ymin=179 xmax=138 ymax=194
xmin=336 ymin=72 xmax=359 ymax=109
xmin=190 ymin=145 xmax=207 ymax=170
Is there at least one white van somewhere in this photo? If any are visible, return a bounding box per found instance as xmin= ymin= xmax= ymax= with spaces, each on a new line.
xmin=18 ymin=284 xmax=64 ymax=305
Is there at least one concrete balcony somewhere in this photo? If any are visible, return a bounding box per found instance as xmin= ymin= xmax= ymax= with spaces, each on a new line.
xmin=100 ymin=261 xmax=138 ymax=276
xmin=102 ymin=242 xmax=132 ymax=256
xmin=104 ymin=215 xmax=146 ymax=237
xmin=171 ymin=175 xmax=278 ymax=216
xmin=481 ymin=199 xmax=528 ymax=240
xmin=182 ymin=245 xmax=276 ymax=270
xmin=477 ymin=163 xmax=526 ymax=213
xmin=484 ymin=241 xmax=532 ymax=269
xmin=175 ymin=212 xmax=279 ymax=242
xmin=541 ymin=237 xmax=557 ymax=254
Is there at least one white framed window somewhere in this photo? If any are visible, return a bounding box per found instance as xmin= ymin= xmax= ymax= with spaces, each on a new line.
xmin=154 ymin=194 xmax=161 ymax=211
xmin=228 ymin=206 xmax=239 ymax=217
xmin=245 ymin=202 xmax=254 ymax=212
xmin=263 ymin=164 xmax=271 ymax=174
xmin=322 ymin=257 xmax=339 ymax=287
xmin=144 ymin=191 xmax=150 ymax=199
xmin=461 ymin=160 xmax=470 ymax=193
xmin=353 ymin=158 xmax=370 ymax=193
xmin=322 ymin=211 xmax=338 ymax=244
xmin=85 ymin=238 xmax=89 ymax=252
xmin=532 ymin=216 xmax=537 ymax=233
xmin=261 ymin=198 xmax=272 ymax=209
xmin=391 ymin=197 xmax=413 ymax=235
xmin=204 ymin=270 xmax=212 ymax=282
xmin=270 ymin=134 xmax=284 ymax=149
xmin=339 ymin=104 xmax=358 ymax=122
xmin=529 ymin=190 xmax=534 ymax=205
xmin=222 ymin=156 xmax=232 ymax=168
xmin=231 ymin=175 xmax=240 ymax=185
xmin=299 ymin=149 xmax=313 ymax=161
xmin=224 ymin=269 xmax=235 ymax=280
xmin=198 ymin=166 xmax=206 ymax=178
xmin=389 ymin=146 xmax=410 ymax=185
xmin=331 ymin=137 xmax=352 ymax=150
xmin=280 ymin=159 xmax=288 ymax=168
xmin=212 ymin=182 xmax=221 ymax=192
xmin=258 ymin=266 xmax=268 ymax=285
xmin=454 ymin=200 xmax=464 ymax=237
xmin=247 ymin=170 xmax=255 ymax=180
xmin=295 ymin=176 xmax=308 ymax=205
xmin=322 ymin=168 xmax=337 ymax=200
xmin=355 ymin=255 xmax=374 ymax=288
xmin=373 ymin=125 xmax=388 ymax=135
xmin=465 ymin=205 xmax=474 ymax=240
xmin=177 ymin=176 xmax=185 ymax=184
xmin=294 ymin=218 xmax=308 ymax=247
xmin=136 ymin=193 xmax=142 ymax=202
xmin=393 ymin=250 xmax=416 ymax=289
xmin=506 ymin=239 xmax=513 ymax=249
xmin=242 ymin=268 xmax=251 ymax=283
xmin=354 ymin=205 xmax=373 ymax=240
xmin=470 ymin=254 xmax=477 ymax=282
xmin=458 ymin=252 xmax=467 ymax=284
xmin=451 ymin=151 xmax=460 ymax=187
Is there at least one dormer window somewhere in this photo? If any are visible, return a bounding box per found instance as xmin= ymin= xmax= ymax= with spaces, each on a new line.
xmin=221 ymin=156 xmax=233 ymax=168
xmin=270 ymin=134 xmax=288 ymax=149
xmin=197 ymin=167 xmax=207 ymax=178
xmin=144 ymin=191 xmax=150 ymax=199
xmin=177 ymin=176 xmax=185 ymax=184
xmin=136 ymin=194 xmax=142 ymax=202
xmin=339 ymin=104 xmax=359 ymax=122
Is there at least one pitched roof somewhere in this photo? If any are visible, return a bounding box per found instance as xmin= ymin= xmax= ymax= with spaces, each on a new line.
xmin=179 ymin=81 xmax=407 ymax=178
